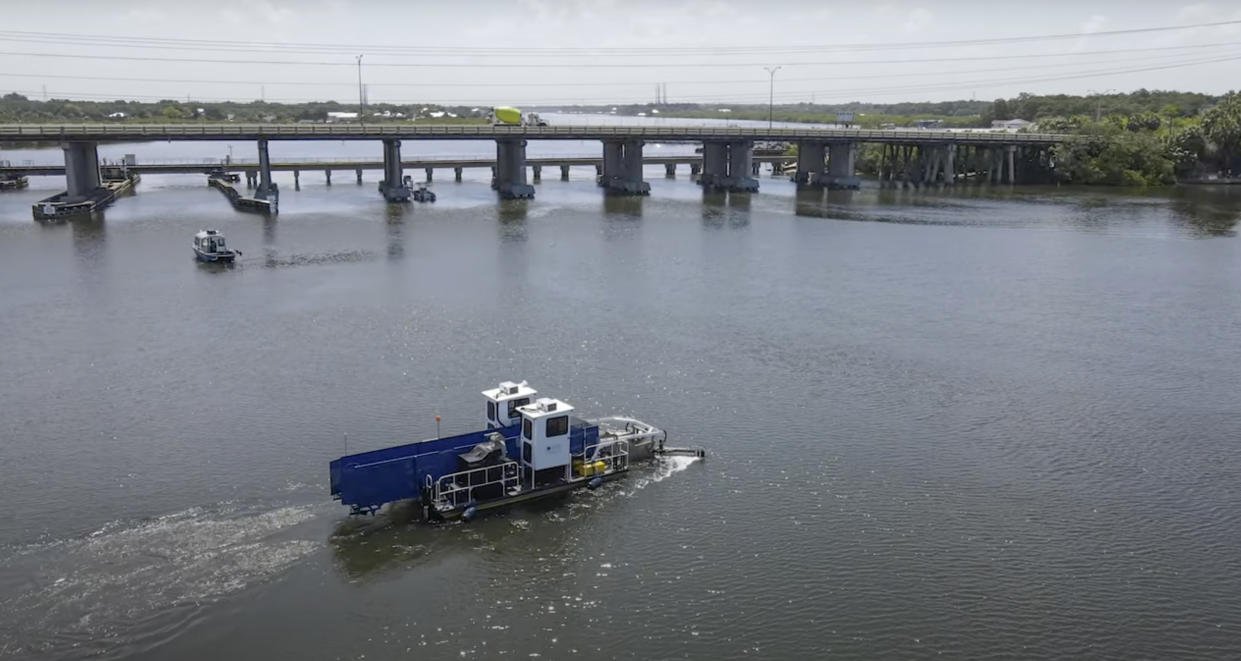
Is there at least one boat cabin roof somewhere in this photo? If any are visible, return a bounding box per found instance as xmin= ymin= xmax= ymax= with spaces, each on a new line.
xmin=194 ymin=229 xmax=222 ymax=240
xmin=518 ymin=397 xmax=574 ymax=419
xmin=482 ymin=380 xmax=537 ymax=402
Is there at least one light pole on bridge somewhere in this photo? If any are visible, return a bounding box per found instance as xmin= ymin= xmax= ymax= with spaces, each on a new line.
xmin=356 ymin=54 xmax=365 ymax=124
xmin=764 ymin=66 xmax=782 ymax=130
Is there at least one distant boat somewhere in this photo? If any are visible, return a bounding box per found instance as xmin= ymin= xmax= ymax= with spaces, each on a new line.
xmin=193 ymin=229 xmax=241 ymax=263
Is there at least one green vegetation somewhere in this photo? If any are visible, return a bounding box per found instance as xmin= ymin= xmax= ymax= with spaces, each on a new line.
xmin=571 ymin=101 xmax=988 ymax=129
xmin=987 ymin=91 xmax=1239 ymax=185
xmin=633 ymin=90 xmax=1239 ymax=185
xmin=0 ymin=93 xmax=487 ymax=124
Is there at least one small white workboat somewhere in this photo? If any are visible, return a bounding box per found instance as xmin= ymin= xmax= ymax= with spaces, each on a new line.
xmin=193 ymin=229 xmax=241 ymax=263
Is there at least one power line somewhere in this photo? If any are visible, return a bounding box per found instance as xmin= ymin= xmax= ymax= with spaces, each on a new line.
xmin=13 ymin=51 xmax=1239 ymax=107
xmin=0 ymin=44 xmax=1224 ymax=89
xmin=1 ymin=39 xmax=1238 ymax=69
xmin=1 ymin=20 xmax=1238 ymax=56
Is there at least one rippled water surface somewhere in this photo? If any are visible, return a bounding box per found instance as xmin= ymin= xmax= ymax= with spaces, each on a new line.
xmin=2 ymin=144 xmax=1240 ymax=659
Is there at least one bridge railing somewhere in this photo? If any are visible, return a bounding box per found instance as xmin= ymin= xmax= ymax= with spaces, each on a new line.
xmin=0 ymin=123 xmax=1074 ymax=144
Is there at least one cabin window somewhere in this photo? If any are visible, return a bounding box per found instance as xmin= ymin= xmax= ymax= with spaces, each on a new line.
xmin=523 ymin=418 xmax=532 ymax=439
xmin=487 ymin=401 xmax=496 ymax=421
xmin=546 ymin=415 xmax=568 ymax=437
xmin=508 ymin=397 xmax=530 ymax=417
xmin=216 ymin=237 xmax=226 ymax=249
xmin=522 ymin=441 xmax=532 ymax=463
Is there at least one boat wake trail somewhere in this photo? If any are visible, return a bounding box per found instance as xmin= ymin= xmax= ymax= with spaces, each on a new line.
xmin=0 ymin=502 xmax=321 ymax=660
xmin=627 ymin=455 xmax=702 ymax=492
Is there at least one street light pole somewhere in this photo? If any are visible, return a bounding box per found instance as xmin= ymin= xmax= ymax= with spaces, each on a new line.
xmin=356 ymin=54 xmax=365 ymax=123
xmin=764 ymin=66 xmax=782 ymax=129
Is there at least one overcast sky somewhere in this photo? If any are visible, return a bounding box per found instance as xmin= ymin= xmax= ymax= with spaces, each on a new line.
xmin=2 ymin=0 xmax=1239 ymax=107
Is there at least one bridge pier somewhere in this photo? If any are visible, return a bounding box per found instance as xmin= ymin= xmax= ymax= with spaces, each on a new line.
xmin=293 ymin=169 xmax=300 ymax=191
xmin=561 ymin=165 xmax=570 ymax=180
xmin=665 ymin=163 xmax=676 ymax=177
xmin=599 ymin=139 xmax=650 ymax=195
xmin=792 ymin=142 xmax=825 ymax=184
xmin=690 ymin=162 xmax=701 ymax=176
xmin=356 ymin=169 xmax=363 ymax=185
xmin=325 ymin=169 xmax=332 ymax=185
xmin=454 ymin=167 xmax=463 ymax=182
xmin=700 ymin=141 xmax=758 ymax=192
xmin=377 ymin=139 xmax=411 ymax=202
xmin=425 ymin=167 xmax=434 ymax=183
xmin=532 ymin=164 xmax=542 ymax=182
xmin=493 ymin=138 xmax=534 ymax=199
xmin=254 ymin=139 xmax=277 ymax=205
xmin=822 ymin=142 xmax=860 ymax=190
xmin=1005 ymin=145 xmax=1016 ymax=185
xmin=62 ymin=141 xmax=101 ymax=201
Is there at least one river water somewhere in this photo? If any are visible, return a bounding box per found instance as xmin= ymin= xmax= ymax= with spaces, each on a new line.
xmin=2 ymin=116 xmax=1240 ymax=659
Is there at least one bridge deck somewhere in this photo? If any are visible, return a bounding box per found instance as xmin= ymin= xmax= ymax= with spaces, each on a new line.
xmin=1 ymin=155 xmax=792 ymax=176
xmin=0 ymin=123 xmax=1070 ymax=145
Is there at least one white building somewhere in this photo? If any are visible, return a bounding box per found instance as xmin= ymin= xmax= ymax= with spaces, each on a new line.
xmin=991 ymin=119 xmax=1034 ymax=130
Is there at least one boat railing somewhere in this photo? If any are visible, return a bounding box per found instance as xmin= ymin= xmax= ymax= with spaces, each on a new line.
xmin=433 ymin=460 xmax=521 ymax=510
xmin=580 ymin=439 xmax=630 ymax=475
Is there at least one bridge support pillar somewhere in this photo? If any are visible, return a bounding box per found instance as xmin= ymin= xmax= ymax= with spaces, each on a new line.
xmin=751 ymin=161 xmax=761 ymax=176
xmin=689 ymin=162 xmax=701 ymax=176
xmin=62 ymin=141 xmax=101 ymax=201
xmin=425 ymin=167 xmax=434 ymax=183
xmin=792 ymin=142 xmax=825 ymax=184
xmin=379 ymin=139 xmax=411 ymax=202
xmin=944 ymin=144 xmax=957 ymax=184
xmin=532 ymin=164 xmax=542 ymax=182
xmin=254 ymin=139 xmax=278 ymax=209
xmin=560 ymin=165 xmax=570 ymax=180
xmin=356 ymin=168 xmax=363 ymax=185
xmin=701 ymin=141 xmax=758 ymax=192
xmin=599 ymin=139 xmax=650 ymax=195
xmin=454 ymin=167 xmax=463 ymax=182
xmin=1005 ymin=145 xmax=1016 ymax=184
xmin=727 ymin=141 xmax=758 ymax=191
xmin=493 ymin=138 xmax=534 ymax=199
xmin=665 ymin=163 xmax=676 ymax=177
xmin=823 ymin=142 xmax=860 ymax=189
xmin=293 ymin=169 xmax=300 ymax=191
xmin=325 ymin=170 xmax=332 ymax=185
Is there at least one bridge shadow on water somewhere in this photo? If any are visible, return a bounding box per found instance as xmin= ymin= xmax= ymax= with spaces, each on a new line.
xmin=701 ymin=190 xmax=750 ymax=228
xmin=497 ymin=199 xmax=529 ymax=242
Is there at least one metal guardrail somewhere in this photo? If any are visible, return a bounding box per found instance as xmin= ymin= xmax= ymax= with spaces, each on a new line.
xmin=0 ymin=123 xmax=1074 ymax=144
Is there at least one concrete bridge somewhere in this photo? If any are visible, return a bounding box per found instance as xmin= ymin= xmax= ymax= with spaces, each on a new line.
xmin=0 ymin=123 xmax=1073 ymax=216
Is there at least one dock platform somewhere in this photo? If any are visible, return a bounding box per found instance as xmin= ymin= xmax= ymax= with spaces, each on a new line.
xmin=208 ymin=176 xmax=277 ymax=215
xmin=32 ymin=174 xmax=138 ymax=221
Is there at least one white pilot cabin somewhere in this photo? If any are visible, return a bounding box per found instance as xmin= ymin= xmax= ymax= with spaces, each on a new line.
xmin=518 ymin=397 xmax=576 ymax=487
xmin=482 ymin=380 xmax=537 ymax=430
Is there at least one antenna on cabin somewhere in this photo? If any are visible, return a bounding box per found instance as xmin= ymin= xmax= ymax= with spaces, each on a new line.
xmin=435 ymin=415 xmax=441 ymax=439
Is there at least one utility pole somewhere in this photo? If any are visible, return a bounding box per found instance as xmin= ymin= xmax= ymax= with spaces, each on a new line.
xmin=763 ymin=66 xmax=782 ymax=129
xmin=1088 ymin=88 xmax=1116 ymax=122
xmin=356 ymin=54 xmax=365 ymax=123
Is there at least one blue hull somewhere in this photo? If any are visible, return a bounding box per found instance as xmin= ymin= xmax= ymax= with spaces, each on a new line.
xmin=330 ymin=422 xmax=598 ymax=515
